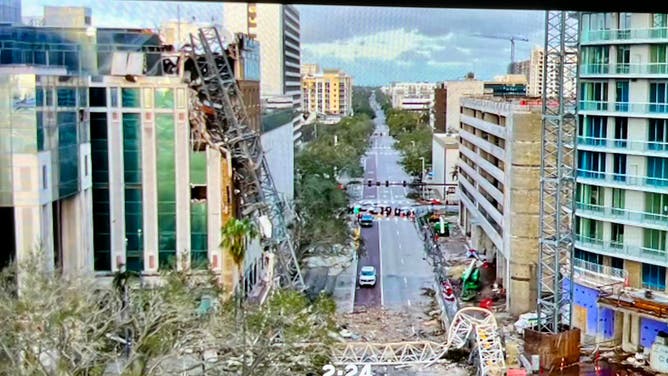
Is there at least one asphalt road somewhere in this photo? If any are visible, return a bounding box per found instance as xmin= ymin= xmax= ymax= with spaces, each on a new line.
xmin=354 ymin=96 xmax=435 ymax=312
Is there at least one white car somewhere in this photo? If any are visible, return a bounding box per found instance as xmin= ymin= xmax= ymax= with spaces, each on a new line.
xmin=359 ymin=266 xmax=377 ymax=287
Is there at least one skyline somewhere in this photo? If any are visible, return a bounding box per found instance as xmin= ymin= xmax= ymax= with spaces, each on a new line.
xmin=22 ymin=1 xmax=545 ymax=86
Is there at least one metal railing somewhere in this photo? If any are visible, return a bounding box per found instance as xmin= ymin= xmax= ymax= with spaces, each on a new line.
xmin=580 ymin=62 xmax=668 ymax=75
xmin=576 ymin=169 xmax=668 ymax=190
xmin=579 ymin=100 xmax=668 ymax=114
xmin=582 ymin=27 xmax=668 ymax=43
xmin=570 ymin=258 xmax=626 ymax=284
xmin=576 ymin=202 xmax=668 ymax=226
xmin=577 ymin=136 xmax=668 ymax=154
xmin=575 ymin=234 xmax=668 ymax=265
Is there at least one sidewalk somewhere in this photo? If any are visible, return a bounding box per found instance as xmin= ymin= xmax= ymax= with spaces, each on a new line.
xmin=331 ymin=250 xmax=357 ymax=314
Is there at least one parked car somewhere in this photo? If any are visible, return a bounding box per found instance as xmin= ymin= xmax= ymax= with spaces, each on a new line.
xmin=359 ymin=266 xmax=377 ymax=287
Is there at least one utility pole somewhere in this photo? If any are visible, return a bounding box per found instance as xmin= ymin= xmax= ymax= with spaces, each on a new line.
xmin=419 ymin=157 xmax=425 ymax=199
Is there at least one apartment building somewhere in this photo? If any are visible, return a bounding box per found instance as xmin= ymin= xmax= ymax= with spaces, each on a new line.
xmin=387 ymin=82 xmax=435 ymax=112
xmin=457 ymin=96 xmax=542 ymax=315
xmin=301 ymin=64 xmax=353 ymax=118
xmin=223 ymin=2 xmax=303 ymax=143
xmin=568 ymin=12 xmax=668 ymax=350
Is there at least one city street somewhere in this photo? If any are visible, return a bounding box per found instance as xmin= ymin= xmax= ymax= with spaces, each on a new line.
xmin=354 ymin=97 xmax=434 ymax=312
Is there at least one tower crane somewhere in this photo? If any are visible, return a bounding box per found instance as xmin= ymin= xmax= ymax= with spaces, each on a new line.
xmin=473 ymin=33 xmax=529 ymax=72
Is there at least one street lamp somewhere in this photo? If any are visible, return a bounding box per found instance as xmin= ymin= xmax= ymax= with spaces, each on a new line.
xmin=419 ymin=157 xmax=425 ymax=199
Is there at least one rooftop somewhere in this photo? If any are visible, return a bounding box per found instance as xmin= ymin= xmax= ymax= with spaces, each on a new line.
xmin=461 ymin=95 xmax=543 ymax=114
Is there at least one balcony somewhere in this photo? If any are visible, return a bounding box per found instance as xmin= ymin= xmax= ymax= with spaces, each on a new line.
xmin=581 ymin=27 xmax=668 ymax=44
xmin=575 ymin=202 xmax=668 ymax=229
xmin=580 ymin=63 xmax=668 ymax=77
xmin=566 ymin=258 xmax=626 ymax=289
xmin=577 ymin=136 xmax=668 ymax=157
xmin=575 ymin=234 xmax=668 ymax=267
xmin=576 ymin=169 xmax=668 ymax=194
xmin=579 ymin=100 xmax=668 ymax=118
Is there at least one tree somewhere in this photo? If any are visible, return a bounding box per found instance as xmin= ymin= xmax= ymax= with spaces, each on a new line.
xmin=220 ymin=218 xmax=259 ymax=306
xmin=0 ymin=252 xmax=338 ymax=376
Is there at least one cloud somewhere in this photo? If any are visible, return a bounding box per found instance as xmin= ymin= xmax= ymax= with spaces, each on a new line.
xmin=302 ymin=28 xmax=453 ymax=62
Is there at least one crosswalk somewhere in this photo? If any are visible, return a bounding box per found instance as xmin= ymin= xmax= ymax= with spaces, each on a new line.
xmin=356 ymin=199 xmax=414 ymax=206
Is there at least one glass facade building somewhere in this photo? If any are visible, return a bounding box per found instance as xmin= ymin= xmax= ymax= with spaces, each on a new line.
xmin=572 ymin=12 xmax=668 ymax=349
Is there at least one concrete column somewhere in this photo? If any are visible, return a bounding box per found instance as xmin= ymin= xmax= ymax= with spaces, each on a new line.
xmin=60 ymin=195 xmax=79 ymax=275
xmin=108 ymin=110 xmax=125 ymax=272
xmin=175 ymin=110 xmax=190 ymax=271
xmin=630 ymin=314 xmax=640 ymax=351
xmin=206 ymin=148 xmax=222 ymax=275
xmin=142 ymin=115 xmax=158 ymax=273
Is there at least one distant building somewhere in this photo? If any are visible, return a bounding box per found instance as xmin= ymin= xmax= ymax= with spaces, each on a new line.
xmin=0 ymin=0 xmax=21 ymax=24
xmin=223 ymin=3 xmax=302 ymax=142
xmin=387 ymin=82 xmax=435 ymax=112
xmin=458 ymin=96 xmax=543 ymax=315
xmin=43 ymin=6 xmax=92 ymax=28
xmin=431 ymin=134 xmax=459 ymax=202
xmin=301 ymin=64 xmax=353 ymax=118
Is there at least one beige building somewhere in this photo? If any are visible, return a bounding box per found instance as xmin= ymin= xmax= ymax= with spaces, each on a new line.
xmin=43 ymin=6 xmax=91 ymax=27
xmin=457 ymin=96 xmax=542 ymax=315
xmin=301 ymin=65 xmax=353 ymax=117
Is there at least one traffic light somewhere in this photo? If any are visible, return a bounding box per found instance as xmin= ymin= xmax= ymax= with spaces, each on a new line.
xmin=367 ymin=180 xmax=372 ymax=187
xmin=376 ymin=181 xmax=381 ymax=186
xmin=385 ymin=180 xmax=389 ymax=187
xmin=402 ymin=180 xmax=407 ymax=187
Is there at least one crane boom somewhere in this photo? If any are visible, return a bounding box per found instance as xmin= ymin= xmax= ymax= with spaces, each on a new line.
xmin=472 ymin=33 xmax=529 ymax=72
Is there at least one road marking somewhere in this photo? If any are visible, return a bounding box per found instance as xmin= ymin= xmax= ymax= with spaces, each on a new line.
xmin=403 ymin=276 xmax=408 ymax=285
xmin=407 ymin=299 xmax=412 ymax=307
xmin=379 ymin=220 xmax=384 ymax=308
xmin=401 ymin=257 xmax=404 ymax=264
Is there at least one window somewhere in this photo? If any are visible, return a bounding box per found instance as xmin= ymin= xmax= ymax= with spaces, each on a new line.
xmin=614 ymin=117 xmax=628 ymax=148
xmin=650 ymin=82 xmax=668 ymax=112
xmin=582 ymin=46 xmax=609 ymax=73
xmin=611 ymin=256 xmax=624 ymax=270
xmin=613 ymin=154 xmax=627 ymax=181
xmin=42 ymin=165 xmax=47 ymax=190
xmin=580 ymin=81 xmax=608 ymax=110
xmin=649 ymin=119 xmax=668 ymax=151
xmin=612 ymin=188 xmax=625 ymax=213
xmin=577 ymin=183 xmax=605 ymax=206
xmin=643 ymin=263 xmax=666 ymax=291
xmin=579 ymin=116 xmax=606 ymax=145
xmin=653 ymin=13 xmax=668 ymax=39
xmin=574 ymin=249 xmax=602 ymax=264
xmin=576 ymin=217 xmax=603 ymax=240
xmin=89 ymin=87 xmax=106 ymax=107
xmin=578 ymin=151 xmax=606 ymax=177
xmin=651 ymin=46 xmax=668 ymax=74
xmin=611 ymin=223 xmax=624 ymax=246
xmin=615 ymin=81 xmax=629 ymax=111
xmin=122 ymin=88 xmax=141 ymax=108
xmin=45 ymin=88 xmax=53 ymax=106
xmin=647 ymin=157 xmax=668 ymax=186
xmin=154 ymin=88 xmax=174 ymax=109
xmin=78 ymin=87 xmax=88 ymax=107
xmin=57 ymin=88 xmax=76 ymax=107
xmin=644 ymin=229 xmax=667 ymax=252
xmin=110 ymin=87 xmax=119 ymax=107
xmin=646 ymin=193 xmax=668 ymax=217
xmin=616 ymin=45 xmax=630 ymax=74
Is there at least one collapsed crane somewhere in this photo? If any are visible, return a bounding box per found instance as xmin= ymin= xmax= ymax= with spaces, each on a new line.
xmin=183 ymin=27 xmax=305 ymax=290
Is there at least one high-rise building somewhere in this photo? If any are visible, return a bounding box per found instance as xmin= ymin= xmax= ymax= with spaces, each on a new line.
xmin=301 ymin=65 xmax=353 ymax=118
xmin=457 ymin=96 xmax=543 ymax=315
xmin=569 ymin=12 xmax=668 ymax=351
xmin=0 ymin=0 xmax=20 ymax=24
xmin=223 ymin=3 xmax=302 ymax=142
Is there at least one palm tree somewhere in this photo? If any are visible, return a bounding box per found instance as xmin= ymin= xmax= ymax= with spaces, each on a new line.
xmin=220 ymin=218 xmax=258 ymax=305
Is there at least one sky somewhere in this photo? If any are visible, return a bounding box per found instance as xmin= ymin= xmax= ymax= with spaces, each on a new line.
xmin=22 ymin=1 xmax=545 ymax=86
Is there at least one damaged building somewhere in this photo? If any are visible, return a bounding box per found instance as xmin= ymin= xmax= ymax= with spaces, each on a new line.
xmin=0 ymin=9 xmax=279 ymax=297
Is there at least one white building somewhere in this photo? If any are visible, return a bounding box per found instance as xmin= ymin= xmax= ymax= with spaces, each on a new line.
xmin=431 ymin=133 xmax=459 ymax=202
xmin=223 ymin=2 xmax=303 ymax=143
xmin=387 ymin=82 xmax=435 ymax=111
xmin=0 ymin=0 xmax=21 ymax=24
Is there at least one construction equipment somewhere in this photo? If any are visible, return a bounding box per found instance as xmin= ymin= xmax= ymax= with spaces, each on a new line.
xmin=536 ymin=11 xmax=579 ymax=334
xmin=461 ymin=259 xmax=482 ymax=302
xmin=333 ymin=307 xmax=505 ymax=375
xmin=473 ymin=33 xmax=529 ymax=69
xmin=185 ymin=27 xmax=305 ymax=290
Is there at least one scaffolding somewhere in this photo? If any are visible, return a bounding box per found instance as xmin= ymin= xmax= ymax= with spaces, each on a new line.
xmin=536 ymin=11 xmax=580 ymax=334
xmin=185 ymin=27 xmax=304 ymax=290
